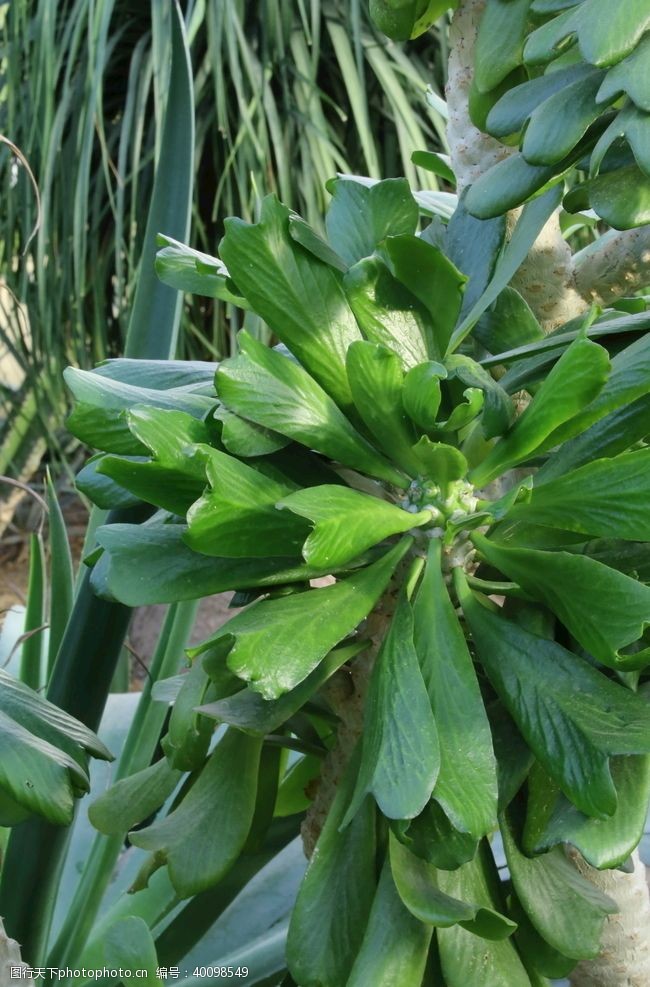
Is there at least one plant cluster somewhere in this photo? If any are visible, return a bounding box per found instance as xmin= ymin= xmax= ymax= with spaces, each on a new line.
xmin=42 ymin=175 xmax=650 ymax=984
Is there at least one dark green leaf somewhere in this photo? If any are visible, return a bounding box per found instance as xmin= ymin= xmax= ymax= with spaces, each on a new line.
xmin=525 ymin=756 xmax=650 ymax=869
xmin=104 ymin=917 xmax=161 ymax=987
xmin=397 ymin=799 xmax=479 ymax=870
xmin=220 ymin=195 xmax=361 ymax=410
xmin=576 ymin=0 xmax=650 ymax=67
xmin=288 ymin=214 xmax=347 ymax=272
xmin=390 ymin=834 xmax=514 ymax=937
xmin=445 ymin=355 xmax=514 ymax=439
xmin=437 ymin=843 xmax=530 ymax=987
xmin=369 ymin=0 xmax=454 ymax=41
xmin=155 ymin=235 xmax=248 ymax=304
xmin=64 ymin=367 xmax=213 ymax=455
xmin=325 ymin=178 xmax=418 ymax=267
xmin=198 ymin=641 xmax=367 ymax=736
xmin=521 ymin=70 xmax=605 ymax=165
xmin=475 ymin=287 xmax=544 ymax=355
xmin=278 ymin=484 xmax=430 ymax=569
xmin=470 ymin=335 xmax=610 ymax=486
xmin=190 ymin=539 xmax=411 ymax=700
xmin=458 ymin=575 xmax=650 ymax=818
xmin=464 ymin=154 xmax=559 ymax=220
xmin=523 ymin=7 xmax=580 ymax=66
xmin=510 ymin=894 xmax=576 ymax=980
xmin=597 ymin=34 xmax=650 ymax=111
xmin=76 ymin=455 xmax=141 ymax=510
xmin=382 ymin=235 xmax=467 ymax=358
xmin=474 ymin=0 xmax=532 ymax=92
xmin=446 ymin=192 xmax=507 ymax=320
xmin=92 ymin=522 xmax=353 ymax=606
xmin=89 ymin=758 xmax=182 ymax=836
xmin=345 ymin=341 xmax=420 ymax=474
xmin=454 ymin=188 xmax=563 ymax=347
xmin=163 ymin=656 xmax=218 ymax=771
xmin=130 ymin=729 xmax=261 ymax=898
xmin=486 ymin=64 xmax=598 ymax=140
xmin=185 ymin=447 xmax=311 ymax=558
xmin=412 ymin=541 xmax=498 ymax=839
xmin=287 ymin=753 xmax=376 ymax=987
xmin=346 ymin=857 xmax=432 ymax=987
xmin=577 ymin=164 xmax=650 ymax=230
xmin=512 ymin=450 xmax=650 ymax=540
xmin=411 ymin=150 xmax=456 ymax=184
xmin=501 ymin=808 xmax=616 ymax=960
xmin=343 ymin=257 xmax=430 ymax=370
xmin=402 ymin=361 xmax=446 ymax=432
xmin=342 ymin=594 xmax=439 ymax=824
xmin=216 ymin=332 xmax=406 ymax=487
xmin=474 ymin=535 xmax=650 ymax=670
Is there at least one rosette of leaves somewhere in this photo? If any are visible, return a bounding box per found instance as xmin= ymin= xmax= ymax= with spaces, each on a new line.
xmin=66 ymin=179 xmax=650 ymax=985
xmin=464 ymin=0 xmax=650 ymax=229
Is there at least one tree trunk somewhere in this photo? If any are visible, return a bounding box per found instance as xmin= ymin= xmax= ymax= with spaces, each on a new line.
xmin=446 ymin=3 xmax=650 ymax=984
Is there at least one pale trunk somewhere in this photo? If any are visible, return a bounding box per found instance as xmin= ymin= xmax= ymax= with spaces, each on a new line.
xmin=446 ymin=3 xmax=650 ymax=984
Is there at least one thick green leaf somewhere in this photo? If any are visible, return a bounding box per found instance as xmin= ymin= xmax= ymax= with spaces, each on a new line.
xmin=219 ymin=196 xmax=361 ymax=410
xmin=470 ymin=335 xmax=610 ymax=485
xmin=163 ymin=655 xmax=218 ymax=771
xmin=345 ymin=341 xmax=420 ymax=474
xmin=402 ymin=361 xmax=446 ymax=432
xmin=346 ymin=856 xmax=432 ymax=987
xmin=576 ymin=0 xmax=650 ymax=67
xmin=104 ymin=917 xmax=162 ymax=987
xmin=369 ymin=0 xmax=454 ymax=41
xmin=390 ymin=834 xmax=514 ymax=937
xmin=189 ymin=539 xmax=411 ymax=700
xmin=521 ymin=70 xmax=605 ymax=165
xmin=343 ymin=257 xmax=430 ymax=370
xmin=64 ymin=367 xmax=214 ymax=455
xmin=597 ymin=34 xmax=650 ymax=111
xmin=185 ymin=447 xmax=310 ymax=558
xmin=446 ymin=193 xmax=507 ymax=321
xmin=278 ymin=484 xmax=429 ymax=569
xmin=453 ymin=188 xmax=563 ymax=347
xmin=509 ymin=894 xmax=576 ymax=980
xmin=486 ymin=64 xmax=598 ymax=139
xmin=446 ymin=355 xmax=514 ymax=439
xmin=89 ymin=758 xmax=182 ymax=836
xmin=475 ymin=287 xmax=544 ymax=355
xmin=198 ymin=641 xmax=367 ymax=736
xmin=412 ymin=541 xmax=498 ymax=840
xmin=577 ymin=164 xmax=650 ymax=229
xmin=155 ymin=234 xmax=248 ymax=305
xmin=216 ymin=332 xmax=406 ymax=487
xmin=501 ymin=808 xmax=616 ymax=960
xmin=97 ymin=407 xmax=210 ymax=515
xmin=437 ymin=843 xmax=530 ymax=987
xmin=325 ymin=178 xmax=418 ymax=267
xmin=523 ymin=7 xmax=581 ymax=66
xmin=525 ymin=755 xmax=650 ymax=869
xmin=474 ymin=0 xmax=532 ymax=92
xmin=92 ymin=522 xmax=351 ymax=606
xmin=397 ymin=799 xmax=479 ymax=870
xmin=536 ymin=332 xmax=650 ymax=454
xmin=458 ymin=576 xmax=650 ymax=818
xmin=342 ymin=594 xmax=439 ymax=824
xmin=511 ymin=450 xmax=650 ymax=540
xmin=591 ymin=102 xmax=650 ymax=178
xmin=287 ymin=753 xmax=376 ymax=987
xmin=537 ymin=395 xmax=650 ymax=483
xmin=76 ymin=455 xmax=141 ymax=510
xmin=464 ymin=154 xmax=560 ymax=220
xmin=412 ymin=149 xmax=456 ymax=184
xmin=411 ymin=438 xmax=468 ymax=489
xmin=130 ymin=729 xmax=261 ymax=898
xmin=382 ymin=235 xmax=467 ymax=358
xmin=214 ymin=406 xmax=290 ymax=457
xmin=0 ymin=670 xmax=112 ymax=824
xmin=475 ymin=537 xmax=650 ymax=669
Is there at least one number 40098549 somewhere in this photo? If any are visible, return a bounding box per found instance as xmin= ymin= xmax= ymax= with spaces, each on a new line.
xmin=192 ymin=968 xmax=249 ymax=979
